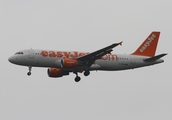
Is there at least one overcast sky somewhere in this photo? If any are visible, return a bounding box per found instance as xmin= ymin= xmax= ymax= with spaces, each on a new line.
xmin=0 ymin=0 xmax=172 ymax=120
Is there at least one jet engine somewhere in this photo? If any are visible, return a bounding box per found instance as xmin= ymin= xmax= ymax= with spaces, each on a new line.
xmin=61 ymin=58 xmax=78 ymax=68
xmin=47 ymin=68 xmax=69 ymax=77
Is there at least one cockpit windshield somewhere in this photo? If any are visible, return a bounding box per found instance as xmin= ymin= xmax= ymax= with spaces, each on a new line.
xmin=15 ymin=52 xmax=23 ymax=55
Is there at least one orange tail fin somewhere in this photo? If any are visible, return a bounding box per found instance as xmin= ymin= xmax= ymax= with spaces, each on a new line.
xmin=131 ymin=31 xmax=160 ymax=57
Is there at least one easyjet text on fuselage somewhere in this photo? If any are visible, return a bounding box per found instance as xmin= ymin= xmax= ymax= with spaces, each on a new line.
xmin=41 ymin=50 xmax=118 ymax=61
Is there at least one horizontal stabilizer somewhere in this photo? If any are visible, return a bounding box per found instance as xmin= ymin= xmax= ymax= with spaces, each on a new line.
xmin=144 ymin=53 xmax=167 ymax=62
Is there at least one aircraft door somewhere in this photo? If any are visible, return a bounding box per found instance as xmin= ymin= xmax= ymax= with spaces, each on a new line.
xmin=29 ymin=49 xmax=34 ymax=59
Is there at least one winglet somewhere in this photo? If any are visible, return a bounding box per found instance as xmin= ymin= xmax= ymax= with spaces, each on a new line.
xmin=119 ymin=41 xmax=123 ymax=46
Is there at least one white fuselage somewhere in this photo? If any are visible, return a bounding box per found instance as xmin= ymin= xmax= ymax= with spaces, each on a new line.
xmin=8 ymin=49 xmax=164 ymax=71
xmin=8 ymin=31 xmax=166 ymax=82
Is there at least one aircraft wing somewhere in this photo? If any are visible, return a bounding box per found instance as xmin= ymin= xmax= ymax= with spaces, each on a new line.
xmin=77 ymin=41 xmax=122 ymax=67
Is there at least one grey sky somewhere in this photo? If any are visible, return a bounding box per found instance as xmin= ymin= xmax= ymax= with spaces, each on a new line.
xmin=1 ymin=0 xmax=171 ymax=120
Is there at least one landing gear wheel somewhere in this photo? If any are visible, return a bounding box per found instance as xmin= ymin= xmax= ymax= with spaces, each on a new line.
xmin=27 ymin=72 xmax=31 ymax=76
xmin=27 ymin=66 xmax=32 ymax=76
xmin=84 ymin=70 xmax=90 ymax=76
xmin=75 ymin=76 xmax=81 ymax=82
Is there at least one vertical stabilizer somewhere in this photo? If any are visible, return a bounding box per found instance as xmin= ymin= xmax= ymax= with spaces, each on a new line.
xmin=132 ymin=31 xmax=160 ymax=57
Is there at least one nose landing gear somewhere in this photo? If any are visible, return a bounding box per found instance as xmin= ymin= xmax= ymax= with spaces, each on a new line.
xmin=27 ymin=66 xmax=32 ymax=76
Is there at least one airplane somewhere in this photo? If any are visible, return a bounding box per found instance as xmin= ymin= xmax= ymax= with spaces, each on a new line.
xmin=8 ymin=31 xmax=167 ymax=82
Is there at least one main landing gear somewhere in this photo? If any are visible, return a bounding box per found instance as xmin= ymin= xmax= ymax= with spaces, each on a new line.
xmin=75 ymin=76 xmax=81 ymax=82
xmin=84 ymin=70 xmax=90 ymax=76
xmin=74 ymin=70 xmax=90 ymax=82
xmin=74 ymin=72 xmax=81 ymax=82
xmin=27 ymin=66 xmax=32 ymax=76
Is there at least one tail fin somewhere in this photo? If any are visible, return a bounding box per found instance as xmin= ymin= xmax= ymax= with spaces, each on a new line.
xmin=132 ymin=31 xmax=160 ymax=57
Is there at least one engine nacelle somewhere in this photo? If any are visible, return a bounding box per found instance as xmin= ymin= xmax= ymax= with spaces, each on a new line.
xmin=47 ymin=68 xmax=69 ymax=78
xmin=61 ymin=58 xmax=78 ymax=68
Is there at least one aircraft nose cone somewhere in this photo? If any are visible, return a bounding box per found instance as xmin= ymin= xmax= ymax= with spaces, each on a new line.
xmin=8 ymin=56 xmax=13 ymax=63
xmin=8 ymin=56 xmax=16 ymax=64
